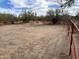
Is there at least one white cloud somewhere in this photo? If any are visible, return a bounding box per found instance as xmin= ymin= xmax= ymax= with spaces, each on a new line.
xmin=9 ymin=0 xmax=61 ymax=16
xmin=9 ymin=0 xmax=49 ymax=16
xmin=9 ymin=0 xmax=41 ymax=8
xmin=46 ymin=0 xmax=66 ymax=4
xmin=32 ymin=0 xmax=48 ymax=16
xmin=9 ymin=0 xmax=27 ymax=8
xmin=74 ymin=0 xmax=79 ymax=5
xmin=0 ymin=8 xmax=21 ymax=16
xmin=64 ymin=0 xmax=79 ymax=16
xmin=1 ymin=0 xmax=78 ymax=16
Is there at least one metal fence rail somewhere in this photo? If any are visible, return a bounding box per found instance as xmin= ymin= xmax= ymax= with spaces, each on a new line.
xmin=68 ymin=19 xmax=79 ymax=59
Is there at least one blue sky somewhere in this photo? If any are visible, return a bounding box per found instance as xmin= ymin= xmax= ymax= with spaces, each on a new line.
xmin=0 ymin=0 xmax=79 ymax=16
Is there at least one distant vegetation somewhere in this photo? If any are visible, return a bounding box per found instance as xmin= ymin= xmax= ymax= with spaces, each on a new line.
xmin=0 ymin=0 xmax=76 ymax=25
xmin=0 ymin=9 xmax=78 ymax=25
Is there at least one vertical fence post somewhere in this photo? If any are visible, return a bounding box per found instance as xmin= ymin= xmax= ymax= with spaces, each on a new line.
xmin=69 ymin=22 xmax=73 ymax=56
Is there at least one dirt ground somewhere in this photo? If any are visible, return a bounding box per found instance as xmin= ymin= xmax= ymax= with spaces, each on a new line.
xmin=0 ymin=24 xmax=70 ymax=59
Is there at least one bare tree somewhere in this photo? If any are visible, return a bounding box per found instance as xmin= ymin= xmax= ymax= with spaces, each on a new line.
xmin=61 ymin=0 xmax=74 ymax=7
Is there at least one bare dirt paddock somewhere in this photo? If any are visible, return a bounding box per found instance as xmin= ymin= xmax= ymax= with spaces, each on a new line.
xmin=0 ymin=24 xmax=70 ymax=59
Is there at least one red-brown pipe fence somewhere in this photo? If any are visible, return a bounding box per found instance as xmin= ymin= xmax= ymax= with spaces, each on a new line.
xmin=68 ymin=19 xmax=79 ymax=59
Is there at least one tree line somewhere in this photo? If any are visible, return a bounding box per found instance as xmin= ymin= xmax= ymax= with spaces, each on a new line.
xmin=0 ymin=9 xmax=78 ymax=25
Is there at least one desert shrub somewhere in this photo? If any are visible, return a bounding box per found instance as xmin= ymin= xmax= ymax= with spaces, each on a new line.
xmin=76 ymin=13 xmax=79 ymax=21
xmin=20 ymin=10 xmax=37 ymax=23
xmin=0 ymin=13 xmax=18 ymax=24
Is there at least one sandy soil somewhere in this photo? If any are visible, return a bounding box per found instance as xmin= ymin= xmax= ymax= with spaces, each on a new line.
xmin=0 ymin=24 xmax=70 ymax=59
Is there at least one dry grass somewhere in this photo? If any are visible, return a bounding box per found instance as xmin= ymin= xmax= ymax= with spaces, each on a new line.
xmin=0 ymin=24 xmax=70 ymax=59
